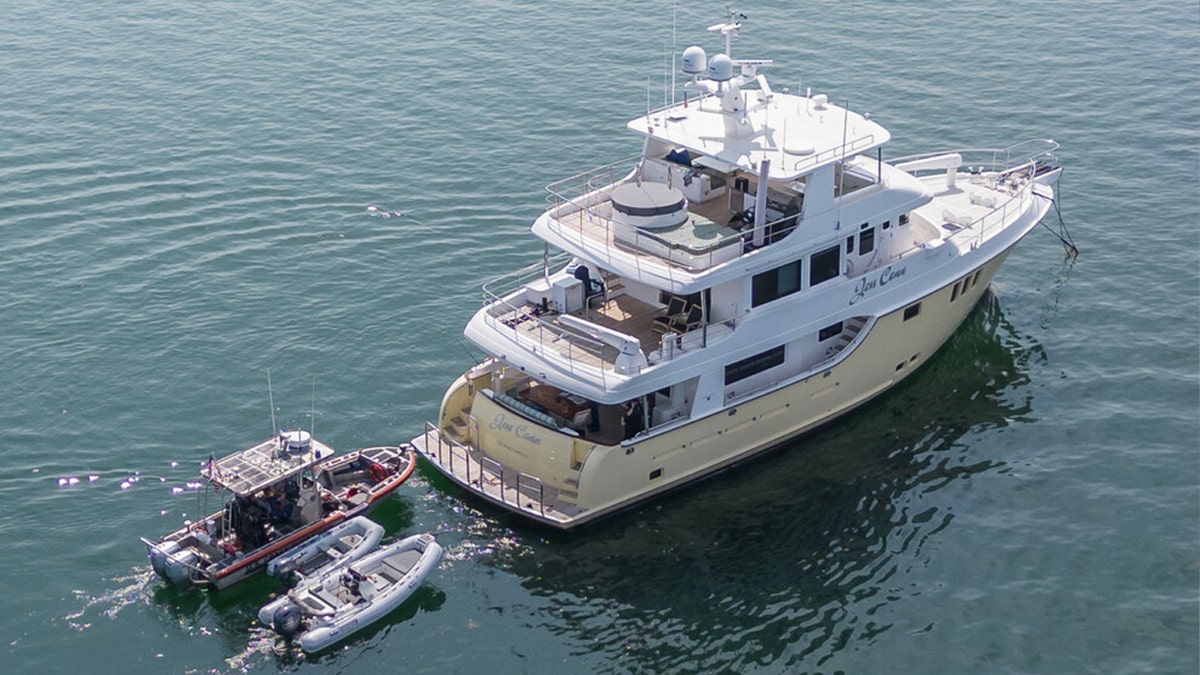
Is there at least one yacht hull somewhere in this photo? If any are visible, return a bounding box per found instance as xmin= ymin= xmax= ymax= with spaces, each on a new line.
xmin=413 ymin=245 xmax=1018 ymax=530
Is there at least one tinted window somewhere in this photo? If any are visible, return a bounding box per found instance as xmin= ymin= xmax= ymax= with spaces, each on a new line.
xmin=725 ymin=345 xmax=786 ymax=385
xmin=859 ymin=228 xmax=875 ymax=254
xmin=818 ymin=321 xmax=844 ymax=341
xmin=809 ymin=246 xmax=840 ymax=286
xmin=751 ymin=260 xmax=802 ymax=307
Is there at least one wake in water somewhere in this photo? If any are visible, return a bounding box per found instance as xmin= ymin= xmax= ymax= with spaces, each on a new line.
xmin=64 ymin=567 xmax=158 ymax=632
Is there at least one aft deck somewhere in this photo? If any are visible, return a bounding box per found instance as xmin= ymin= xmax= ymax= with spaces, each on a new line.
xmin=487 ymin=287 xmax=733 ymax=382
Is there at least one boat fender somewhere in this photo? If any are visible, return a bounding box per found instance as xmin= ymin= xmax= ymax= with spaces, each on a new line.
xmin=368 ymin=462 xmax=388 ymax=484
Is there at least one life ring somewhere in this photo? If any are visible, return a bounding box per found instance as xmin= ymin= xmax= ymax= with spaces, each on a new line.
xmin=368 ymin=462 xmax=389 ymax=485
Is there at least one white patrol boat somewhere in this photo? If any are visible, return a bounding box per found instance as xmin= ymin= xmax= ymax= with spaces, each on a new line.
xmin=411 ymin=11 xmax=1063 ymax=529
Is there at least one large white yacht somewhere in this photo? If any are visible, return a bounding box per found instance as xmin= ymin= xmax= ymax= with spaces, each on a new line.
xmin=411 ymin=13 xmax=1061 ymax=529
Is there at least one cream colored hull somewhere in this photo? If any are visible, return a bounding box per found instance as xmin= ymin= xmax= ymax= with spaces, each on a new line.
xmin=413 ymin=251 xmax=1010 ymax=529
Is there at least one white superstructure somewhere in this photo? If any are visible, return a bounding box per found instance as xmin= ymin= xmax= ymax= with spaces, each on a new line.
xmin=411 ymin=12 xmax=1061 ymax=529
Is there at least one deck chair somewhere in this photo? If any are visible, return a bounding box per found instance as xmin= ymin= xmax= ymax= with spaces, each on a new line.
xmin=676 ymin=304 xmax=704 ymax=333
xmin=651 ymin=296 xmax=688 ymax=333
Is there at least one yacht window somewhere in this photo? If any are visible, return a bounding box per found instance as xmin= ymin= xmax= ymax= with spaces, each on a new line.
xmin=725 ymin=345 xmax=786 ymax=385
xmin=899 ymin=213 xmax=910 ymax=227
xmin=882 ymin=219 xmax=892 ymax=230
xmin=845 ymin=235 xmax=854 ymax=254
xmin=818 ymin=321 xmax=844 ymax=341
xmin=950 ymin=280 xmax=961 ymax=302
xmin=809 ymin=246 xmax=840 ymax=287
xmin=751 ymin=260 xmax=802 ymax=307
xmin=970 ymin=270 xmax=982 ymax=287
xmin=903 ymin=303 xmax=921 ymax=321
xmin=859 ymin=228 xmax=875 ymax=255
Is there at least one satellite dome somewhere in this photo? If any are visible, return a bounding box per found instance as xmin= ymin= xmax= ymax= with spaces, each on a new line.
xmin=707 ymin=53 xmax=733 ymax=82
xmin=681 ymin=46 xmax=707 ymax=75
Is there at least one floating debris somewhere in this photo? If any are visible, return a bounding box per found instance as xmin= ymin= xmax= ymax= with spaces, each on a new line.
xmin=366 ymin=205 xmax=406 ymax=218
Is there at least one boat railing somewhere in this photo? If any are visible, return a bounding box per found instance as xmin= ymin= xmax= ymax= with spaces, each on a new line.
xmin=423 ymin=421 xmax=476 ymax=487
xmin=480 ymin=251 xmax=575 ymax=304
xmin=943 ymin=172 xmax=1036 ymax=249
xmin=480 ymin=277 xmax=617 ymax=387
xmin=516 ymin=473 xmax=547 ymax=517
xmin=787 ymin=132 xmax=878 ymax=175
xmin=545 ymin=154 xmax=642 ymax=215
xmin=476 ymin=449 xmax=547 ymax=517
xmin=891 ymin=138 xmax=1059 ymax=176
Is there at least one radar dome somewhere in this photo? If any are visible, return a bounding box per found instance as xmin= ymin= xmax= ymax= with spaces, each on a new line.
xmin=681 ymin=46 xmax=707 ymax=75
xmin=707 ymin=53 xmax=733 ymax=82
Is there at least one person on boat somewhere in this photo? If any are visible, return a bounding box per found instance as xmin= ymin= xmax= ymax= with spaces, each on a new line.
xmin=572 ymin=264 xmax=604 ymax=305
xmin=623 ymin=399 xmax=644 ymax=440
xmin=263 ymin=487 xmax=295 ymax=524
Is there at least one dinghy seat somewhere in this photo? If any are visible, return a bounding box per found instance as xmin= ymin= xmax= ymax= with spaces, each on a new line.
xmin=358 ymin=576 xmax=379 ymax=600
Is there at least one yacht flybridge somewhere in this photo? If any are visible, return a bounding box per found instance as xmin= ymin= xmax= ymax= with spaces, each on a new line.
xmin=411 ymin=13 xmax=1061 ymax=529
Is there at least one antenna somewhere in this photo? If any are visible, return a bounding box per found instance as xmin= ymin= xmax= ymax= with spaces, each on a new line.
xmin=309 ymin=375 xmax=316 ymax=438
xmin=646 ymin=76 xmax=652 ymax=121
xmin=671 ymin=0 xmax=677 ymax=105
xmin=267 ymin=368 xmax=277 ymax=434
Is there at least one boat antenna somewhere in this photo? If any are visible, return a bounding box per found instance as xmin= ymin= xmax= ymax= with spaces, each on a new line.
xmin=670 ymin=0 xmax=677 ymax=105
xmin=310 ymin=375 xmax=316 ymax=438
xmin=267 ymin=368 xmax=277 ymax=435
xmin=835 ymin=98 xmax=850 ymax=229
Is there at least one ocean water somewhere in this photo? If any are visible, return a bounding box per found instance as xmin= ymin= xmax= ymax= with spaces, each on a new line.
xmin=1 ymin=1 xmax=1196 ymax=673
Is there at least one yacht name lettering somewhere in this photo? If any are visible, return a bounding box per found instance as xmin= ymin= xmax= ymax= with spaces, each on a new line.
xmin=489 ymin=413 xmax=542 ymax=445
xmin=849 ymin=265 xmax=907 ymax=305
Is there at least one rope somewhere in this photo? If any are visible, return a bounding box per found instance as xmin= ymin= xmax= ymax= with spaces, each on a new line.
xmin=1037 ymin=170 xmax=1078 ymax=258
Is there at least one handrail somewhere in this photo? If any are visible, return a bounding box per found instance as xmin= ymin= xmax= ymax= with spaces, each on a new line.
xmin=425 ymin=421 xmax=546 ymax=515
xmin=424 ymin=422 xmax=475 ymax=486
xmin=480 ymin=251 xmax=615 ymax=386
xmin=789 ymin=133 xmax=877 ymax=174
xmin=480 ymin=457 xmax=505 ymax=503
xmin=891 ymin=139 xmax=1059 ymax=174
xmin=516 ymin=472 xmax=546 ymax=517
xmin=545 ymin=154 xmax=642 ymax=213
xmin=942 ymin=164 xmax=1038 ymax=249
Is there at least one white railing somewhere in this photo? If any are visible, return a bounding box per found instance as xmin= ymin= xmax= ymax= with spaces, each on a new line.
xmin=480 ymin=256 xmax=617 ymax=387
xmin=891 ymin=138 xmax=1059 ymax=176
xmin=788 ymin=132 xmax=878 ymax=175
xmin=423 ymin=422 xmax=548 ymax=516
xmin=943 ymin=185 xmax=1034 ymax=250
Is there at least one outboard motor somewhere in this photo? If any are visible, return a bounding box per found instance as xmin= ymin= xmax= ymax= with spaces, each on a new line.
xmin=270 ymin=602 xmax=304 ymax=637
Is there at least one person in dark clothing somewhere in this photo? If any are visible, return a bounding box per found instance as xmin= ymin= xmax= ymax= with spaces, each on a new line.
xmin=623 ymin=398 xmax=644 ymax=440
xmin=573 ymin=265 xmax=604 ymax=304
